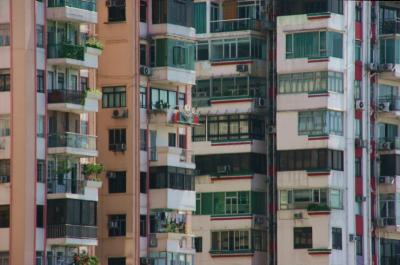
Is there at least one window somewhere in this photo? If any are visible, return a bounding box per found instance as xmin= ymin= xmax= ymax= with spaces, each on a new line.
xmin=210 ymin=230 xmax=265 ymax=252
xmin=80 ymin=77 xmax=88 ymax=91
xmin=0 ymin=205 xmax=10 ymax=228
xmin=195 ymin=191 xmax=266 ymax=216
xmin=140 ymin=44 xmax=146 ymax=66
xmin=279 ymin=188 xmax=342 ymax=210
xmin=380 ymin=194 xmax=396 ymax=226
xmin=354 ymin=80 xmax=361 ymax=99
xmin=108 ymin=171 xmax=126 ymax=193
xmin=332 ymin=227 xmax=342 ymax=250
xmin=0 ymin=24 xmax=10 ymax=46
xmin=210 ymin=37 xmax=265 ymax=61
xmin=140 ymin=129 xmax=147 ymax=151
xmin=102 ymin=86 xmax=126 ymax=108
xmin=36 ymin=25 xmax=44 ymax=48
xmin=107 ymin=0 xmax=126 ymax=22
xmin=140 ymin=172 xmax=147 ymax=193
xmin=178 ymin=92 xmax=185 ymax=107
xmin=298 ymin=110 xmax=343 ymax=136
xmin=149 ymin=166 xmax=194 ymax=191
xmin=279 ymin=0 xmax=343 ymax=15
xmin=36 ymin=205 xmax=44 ymax=228
xmin=140 ymin=87 xmax=147 ymax=108
xmin=0 ymin=252 xmax=8 ymax=265
xmin=195 ymin=237 xmax=203 ymax=252
xmin=286 ymin=31 xmax=343 ymax=59
xmin=0 ymin=160 xmax=10 ymax=183
xmin=356 ymin=236 xmax=363 ymax=255
xmin=108 ymin=214 xmax=126 ymax=237
xmin=57 ymin=73 xmax=65 ymax=90
xmin=355 ymin=4 xmax=362 ymax=22
xmin=47 ymin=71 xmax=55 ymax=91
xmin=179 ymin=134 xmax=186 ymax=149
xmin=140 ymin=0 xmax=147 ymax=22
xmin=355 ymin=41 xmax=362 ymax=61
xmin=0 ymin=70 xmax=10 ymax=92
xmin=140 ymin=215 xmax=146 ymax=237
xmin=173 ymin=46 xmax=186 ymax=66
xmin=37 ymin=115 xmax=44 ymax=137
xmin=278 ymin=71 xmax=343 ymax=94
xmin=37 ymin=160 xmax=45 ymax=183
xmin=196 ymin=153 xmax=266 ymax=176
xmin=108 ymin=257 xmax=126 ymax=265
xmin=278 ymin=149 xmax=344 ymax=171
xmin=108 ymin=128 xmax=126 ymax=151
xmin=36 ymin=251 xmax=43 ymax=265
xmin=47 ymin=199 xmax=97 ymax=226
xmin=194 ymin=2 xmax=206 ymax=33
xmin=151 ymin=88 xmax=177 ymax=109
xmin=0 ymin=115 xmax=10 ymax=137
xmin=196 ymin=41 xmax=209 ymax=60
xmin=168 ymin=133 xmax=176 ymax=147
xmin=152 ymin=0 xmax=193 ymax=27
xmin=37 ymin=70 xmax=44 ymax=93
xmin=293 ymin=227 xmax=312 ymax=249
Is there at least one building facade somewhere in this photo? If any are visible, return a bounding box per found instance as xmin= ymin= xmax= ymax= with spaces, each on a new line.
xmin=0 ymin=0 xmax=102 ymax=264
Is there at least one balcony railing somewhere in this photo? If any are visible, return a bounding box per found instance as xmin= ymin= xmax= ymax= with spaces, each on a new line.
xmin=378 ymin=137 xmax=400 ymax=150
xmin=48 ymin=89 xmax=85 ymax=105
xmin=380 ymin=20 xmax=400 ymax=35
xmin=210 ymin=18 xmax=259 ymax=33
xmin=47 ymin=224 xmax=97 ymax=239
xmin=47 ymin=43 xmax=85 ymax=61
xmin=48 ymin=0 xmax=96 ymax=12
xmin=47 ymin=178 xmax=85 ymax=194
xmin=47 ymin=255 xmax=75 ymax=265
xmin=379 ymin=96 xmax=400 ymax=111
xmin=48 ymin=132 xmax=96 ymax=150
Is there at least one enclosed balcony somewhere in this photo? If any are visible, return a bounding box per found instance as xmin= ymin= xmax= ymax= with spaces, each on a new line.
xmin=48 ymin=89 xmax=101 ymax=113
xmin=47 ymin=43 xmax=100 ymax=69
xmin=277 ymin=0 xmax=343 ymax=16
xmin=150 ymin=147 xmax=195 ymax=169
xmin=48 ymin=132 xmax=98 ymax=157
xmin=380 ymin=5 xmax=400 ymax=35
xmin=210 ymin=18 xmax=260 ymax=33
xmin=47 ymin=0 xmax=97 ymax=24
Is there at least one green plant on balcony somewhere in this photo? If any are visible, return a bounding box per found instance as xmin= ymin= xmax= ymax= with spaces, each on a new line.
xmin=307 ymin=203 xmax=330 ymax=212
xmin=61 ymin=42 xmax=84 ymax=60
xmin=56 ymin=160 xmax=72 ymax=175
xmin=85 ymin=37 xmax=104 ymax=51
xmin=154 ymin=100 xmax=170 ymax=111
xmin=73 ymin=253 xmax=99 ymax=265
xmin=82 ymin=163 xmax=105 ymax=181
xmin=87 ymin=88 xmax=102 ymax=97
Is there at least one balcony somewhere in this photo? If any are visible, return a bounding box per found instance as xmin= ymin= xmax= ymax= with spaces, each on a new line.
xmin=47 ymin=0 xmax=97 ymax=24
xmin=150 ymin=147 xmax=195 ymax=169
xmin=148 ymin=233 xmax=195 ymax=254
xmin=47 ymin=224 xmax=97 ymax=246
xmin=48 ymin=89 xmax=100 ymax=113
xmin=378 ymin=96 xmax=400 ymax=117
xmin=149 ymin=188 xmax=196 ymax=211
xmin=148 ymin=106 xmax=200 ymax=128
xmin=48 ymin=132 xmax=98 ymax=157
xmin=277 ymin=0 xmax=343 ymax=16
xmin=380 ymin=20 xmax=400 ymax=35
xmin=47 ymin=43 xmax=100 ymax=68
xmin=150 ymin=67 xmax=196 ymax=86
xmin=210 ymin=18 xmax=260 ymax=33
xmin=378 ymin=137 xmax=400 ymax=152
xmin=47 ymin=178 xmax=85 ymax=195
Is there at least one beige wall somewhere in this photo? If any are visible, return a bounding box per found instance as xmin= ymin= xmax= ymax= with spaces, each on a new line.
xmin=96 ymin=1 xmax=141 ymax=264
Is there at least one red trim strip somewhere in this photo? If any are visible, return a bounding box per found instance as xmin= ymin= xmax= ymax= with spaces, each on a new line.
xmin=211 ymin=254 xmax=254 ymax=258
xmin=211 ymin=216 xmax=252 ymax=221
xmin=308 ymin=15 xmax=331 ymax=20
xmin=211 ymin=176 xmax=253 ymax=181
xmin=211 ymin=60 xmax=252 ymax=66
xmin=307 ymin=172 xmax=330 ymax=177
xmin=308 ymin=136 xmax=329 ymax=140
xmin=308 ymin=93 xmax=329 ymax=98
xmin=210 ymin=99 xmax=254 ymax=104
xmin=308 ymin=211 xmax=331 ymax=216
xmin=308 ymin=58 xmax=329 ymax=63
xmin=211 ymin=141 xmax=251 ymax=146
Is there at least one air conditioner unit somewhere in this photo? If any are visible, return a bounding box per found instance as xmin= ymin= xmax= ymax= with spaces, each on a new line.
xmin=114 ymin=143 xmax=127 ymax=152
xmin=355 ymin=100 xmax=364 ymax=110
xmin=216 ymin=165 xmax=229 ymax=174
xmin=149 ymin=234 xmax=158 ymax=247
xmin=0 ymin=175 xmax=8 ymax=183
xmin=106 ymin=171 xmax=116 ymax=179
xmin=140 ymin=66 xmax=153 ymax=76
xmin=379 ymin=176 xmax=386 ymax=183
xmin=112 ymin=109 xmax=129 ymax=119
xmin=267 ymin=125 xmax=276 ymax=134
xmin=293 ymin=212 xmax=303 ymax=219
xmin=255 ymin=98 xmax=266 ymax=108
xmin=236 ymin=64 xmax=249 ymax=72
xmin=349 ymin=234 xmax=356 ymax=242
xmin=379 ymin=63 xmax=394 ymax=72
xmin=355 ymin=138 xmax=367 ymax=148
xmin=385 ymin=176 xmax=395 ymax=184
xmin=197 ymin=91 xmax=208 ymax=97
xmin=379 ymin=102 xmax=391 ymax=112
xmin=368 ymin=63 xmax=378 ymax=72
xmin=381 ymin=142 xmax=392 ymax=150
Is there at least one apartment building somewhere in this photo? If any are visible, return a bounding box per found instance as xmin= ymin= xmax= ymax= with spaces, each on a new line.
xmin=97 ymin=0 xmax=197 ymax=264
xmin=0 ymin=0 xmax=102 ymax=265
xmin=191 ymin=1 xmax=271 ymax=265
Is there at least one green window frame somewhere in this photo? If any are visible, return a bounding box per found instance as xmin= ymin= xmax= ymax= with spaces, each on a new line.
xmin=194 ymin=3 xmax=206 ymax=34
xmin=279 ymin=188 xmax=343 ymax=210
xmin=102 ymin=86 xmax=126 ymax=108
xmin=298 ymin=110 xmax=343 ymax=136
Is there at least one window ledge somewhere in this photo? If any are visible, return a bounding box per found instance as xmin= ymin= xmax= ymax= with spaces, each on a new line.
xmin=209 ymin=250 xmax=255 ymax=257
xmin=308 ymin=248 xmax=332 ymax=255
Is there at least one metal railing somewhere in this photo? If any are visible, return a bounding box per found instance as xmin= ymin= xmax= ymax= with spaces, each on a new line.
xmin=210 ymin=18 xmax=259 ymax=33
xmin=380 ymin=20 xmax=400 ymax=35
xmin=48 ymin=132 xmax=96 ymax=150
xmin=47 ymin=224 xmax=97 ymax=239
xmin=48 ymin=89 xmax=85 ymax=105
xmin=378 ymin=137 xmax=400 ymax=150
xmin=47 ymin=43 xmax=85 ymax=60
xmin=47 ymin=255 xmax=75 ymax=265
xmin=47 ymin=178 xmax=85 ymax=194
xmin=48 ymin=0 xmax=96 ymax=11
xmin=379 ymin=96 xmax=400 ymax=111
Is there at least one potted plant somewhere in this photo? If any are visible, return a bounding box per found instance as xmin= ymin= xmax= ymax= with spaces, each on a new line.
xmin=73 ymin=252 xmax=99 ymax=265
xmin=85 ymin=37 xmax=104 ymax=51
xmin=154 ymin=100 xmax=169 ymax=111
xmin=82 ymin=163 xmax=104 ymax=181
